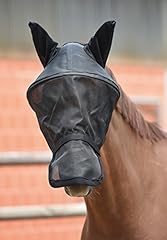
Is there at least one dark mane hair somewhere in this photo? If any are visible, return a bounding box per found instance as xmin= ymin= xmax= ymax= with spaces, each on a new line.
xmin=107 ymin=67 xmax=167 ymax=142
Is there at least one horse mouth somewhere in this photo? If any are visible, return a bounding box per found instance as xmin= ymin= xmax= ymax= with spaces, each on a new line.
xmin=64 ymin=185 xmax=92 ymax=197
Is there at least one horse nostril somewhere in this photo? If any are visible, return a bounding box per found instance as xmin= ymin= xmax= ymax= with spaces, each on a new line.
xmin=64 ymin=185 xmax=91 ymax=197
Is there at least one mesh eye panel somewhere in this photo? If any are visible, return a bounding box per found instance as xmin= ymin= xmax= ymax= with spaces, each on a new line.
xmin=27 ymin=75 xmax=119 ymax=187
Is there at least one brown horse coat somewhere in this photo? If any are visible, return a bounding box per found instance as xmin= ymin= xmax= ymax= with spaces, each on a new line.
xmin=82 ymin=70 xmax=167 ymax=240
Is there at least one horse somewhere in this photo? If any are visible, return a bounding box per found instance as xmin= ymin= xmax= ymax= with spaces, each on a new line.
xmin=27 ymin=21 xmax=167 ymax=239
xmin=82 ymin=69 xmax=167 ymax=240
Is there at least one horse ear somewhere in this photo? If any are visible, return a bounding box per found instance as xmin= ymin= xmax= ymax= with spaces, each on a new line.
xmin=28 ymin=22 xmax=58 ymax=67
xmin=87 ymin=21 xmax=116 ymax=68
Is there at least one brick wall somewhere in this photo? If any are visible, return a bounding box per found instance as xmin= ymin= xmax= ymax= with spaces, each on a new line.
xmin=0 ymin=164 xmax=84 ymax=206
xmin=0 ymin=58 xmax=165 ymax=240
xmin=0 ymin=217 xmax=85 ymax=240
xmin=0 ymin=58 xmax=164 ymax=151
xmin=0 ymin=59 xmax=46 ymax=151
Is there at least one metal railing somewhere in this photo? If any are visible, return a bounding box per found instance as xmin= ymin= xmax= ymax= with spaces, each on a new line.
xmin=0 ymin=151 xmax=50 ymax=165
xmin=0 ymin=203 xmax=86 ymax=220
xmin=0 ymin=152 xmax=86 ymax=220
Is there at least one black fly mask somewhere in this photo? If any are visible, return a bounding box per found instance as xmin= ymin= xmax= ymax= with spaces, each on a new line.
xmin=27 ymin=21 xmax=120 ymax=189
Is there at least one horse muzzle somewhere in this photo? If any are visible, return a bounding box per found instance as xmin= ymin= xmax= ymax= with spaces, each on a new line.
xmin=65 ymin=185 xmax=92 ymax=197
xmin=48 ymin=140 xmax=103 ymax=191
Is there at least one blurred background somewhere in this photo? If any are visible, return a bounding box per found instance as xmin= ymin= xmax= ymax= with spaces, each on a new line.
xmin=0 ymin=0 xmax=167 ymax=239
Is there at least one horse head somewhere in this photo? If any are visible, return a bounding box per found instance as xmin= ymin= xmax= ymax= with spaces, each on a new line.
xmin=27 ymin=21 xmax=120 ymax=197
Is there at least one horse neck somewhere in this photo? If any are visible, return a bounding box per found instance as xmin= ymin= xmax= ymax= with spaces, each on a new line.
xmin=83 ymin=109 xmax=152 ymax=238
xmin=101 ymin=109 xmax=151 ymax=198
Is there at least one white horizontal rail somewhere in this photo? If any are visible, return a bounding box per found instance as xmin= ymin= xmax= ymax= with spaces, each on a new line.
xmin=0 ymin=203 xmax=86 ymax=220
xmin=0 ymin=151 xmax=50 ymax=164
xmin=131 ymin=95 xmax=161 ymax=105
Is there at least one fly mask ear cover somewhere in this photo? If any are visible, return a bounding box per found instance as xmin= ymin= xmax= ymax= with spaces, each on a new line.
xmin=27 ymin=21 xmax=120 ymax=188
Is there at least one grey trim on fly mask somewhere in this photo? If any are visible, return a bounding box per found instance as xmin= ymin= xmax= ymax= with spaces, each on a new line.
xmin=27 ymin=21 xmax=120 ymax=188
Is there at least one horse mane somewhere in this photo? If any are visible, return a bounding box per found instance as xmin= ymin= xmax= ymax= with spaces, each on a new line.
xmin=107 ymin=67 xmax=167 ymax=142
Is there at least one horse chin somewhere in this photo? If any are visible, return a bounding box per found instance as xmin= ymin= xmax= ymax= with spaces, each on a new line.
xmin=64 ymin=185 xmax=91 ymax=197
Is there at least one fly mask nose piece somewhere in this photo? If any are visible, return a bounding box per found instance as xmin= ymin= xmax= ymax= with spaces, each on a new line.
xmin=27 ymin=21 xmax=120 ymax=192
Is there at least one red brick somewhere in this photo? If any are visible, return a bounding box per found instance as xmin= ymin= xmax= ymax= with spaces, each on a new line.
xmin=0 ymin=164 xmax=84 ymax=206
xmin=0 ymin=217 xmax=85 ymax=240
